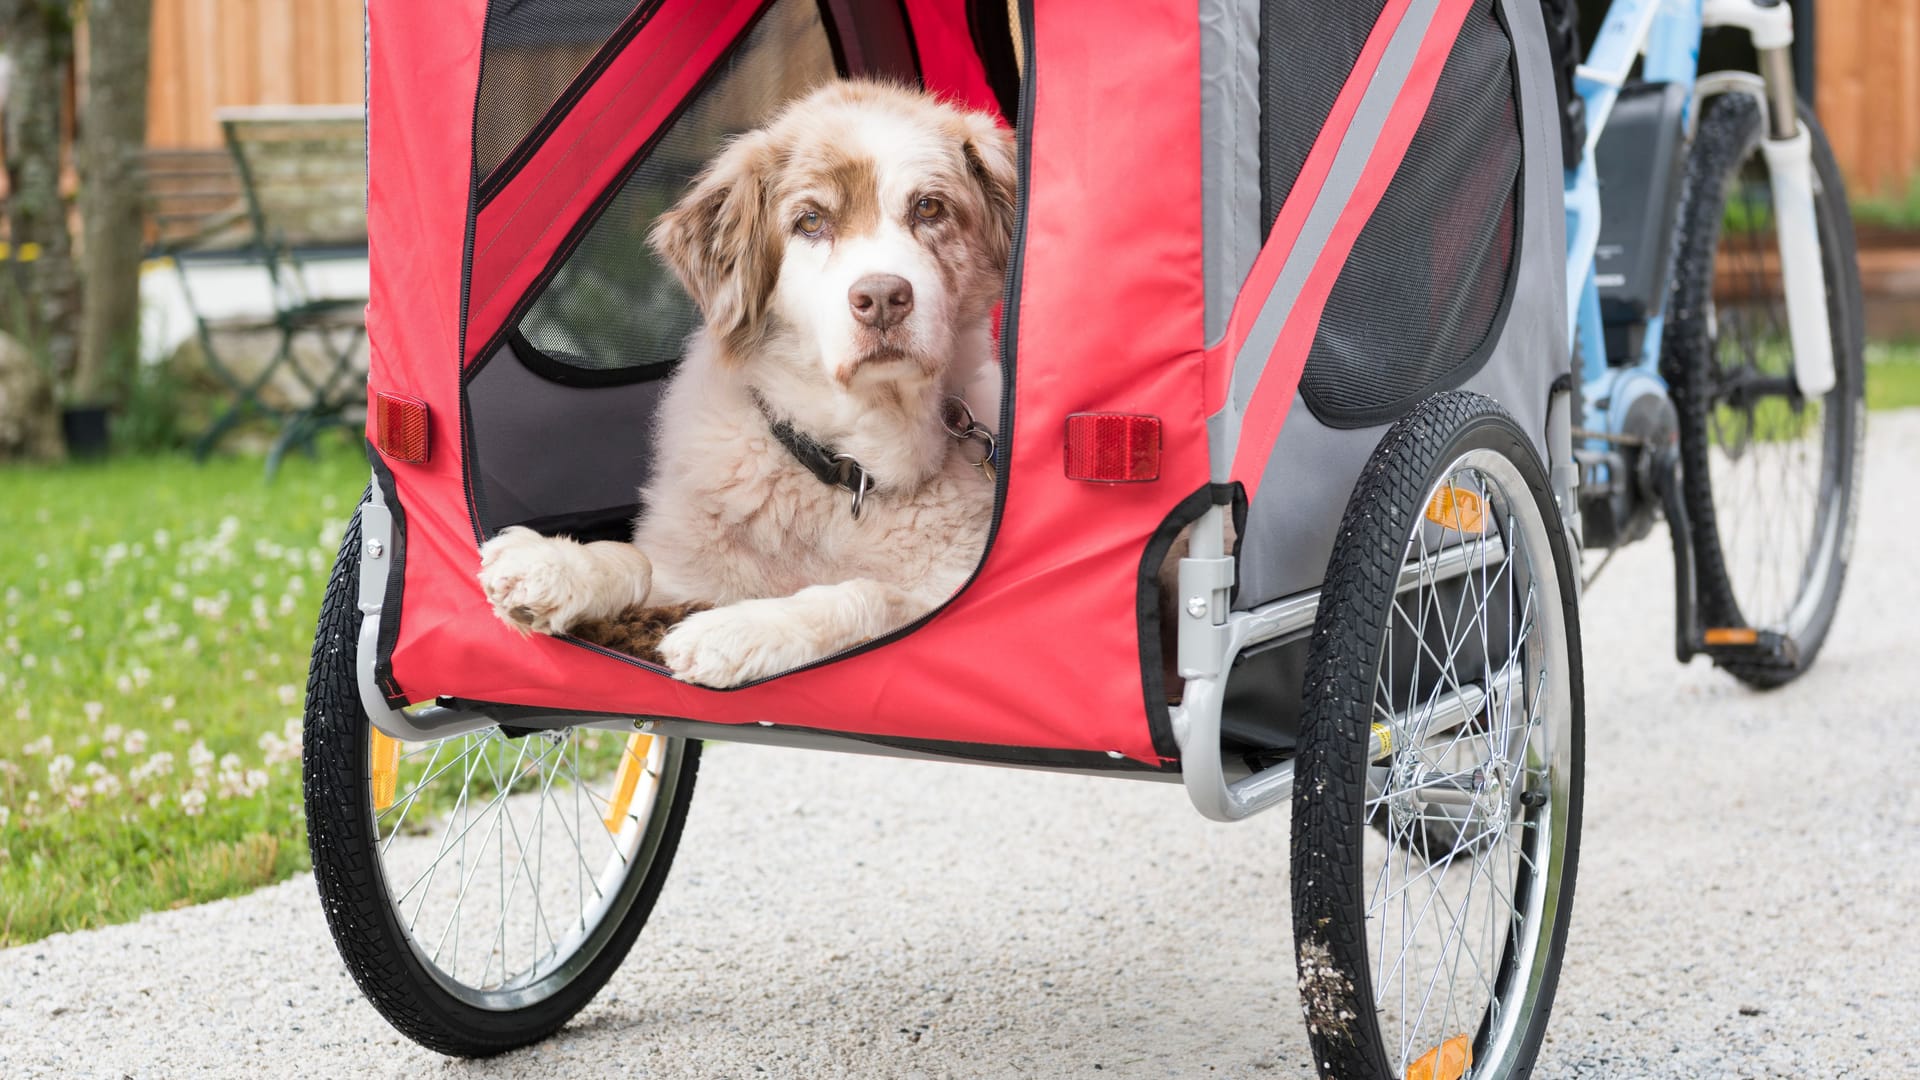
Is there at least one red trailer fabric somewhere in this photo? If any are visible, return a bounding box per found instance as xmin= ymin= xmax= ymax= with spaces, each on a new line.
xmin=368 ymin=1 xmax=1208 ymax=764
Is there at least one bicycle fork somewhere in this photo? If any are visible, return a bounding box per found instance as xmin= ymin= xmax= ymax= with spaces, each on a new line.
xmin=1702 ymin=0 xmax=1835 ymax=397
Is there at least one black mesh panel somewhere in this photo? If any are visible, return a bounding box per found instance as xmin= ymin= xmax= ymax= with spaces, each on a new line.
xmin=1298 ymin=0 xmax=1522 ymax=426
xmin=475 ymin=0 xmax=643 ymax=181
xmin=1260 ymin=0 xmax=1389 ymax=234
xmin=513 ymin=0 xmax=835 ymax=376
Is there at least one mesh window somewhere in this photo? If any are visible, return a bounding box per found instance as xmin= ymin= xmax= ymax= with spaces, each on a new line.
xmin=1298 ymin=0 xmax=1522 ymax=426
xmin=513 ymin=0 xmax=836 ymax=376
xmin=1260 ymin=0 xmax=1389 ymax=233
xmin=475 ymin=0 xmax=643 ymax=181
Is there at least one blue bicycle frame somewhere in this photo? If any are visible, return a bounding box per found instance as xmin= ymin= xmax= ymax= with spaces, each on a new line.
xmin=1566 ymin=0 xmax=1703 ymax=446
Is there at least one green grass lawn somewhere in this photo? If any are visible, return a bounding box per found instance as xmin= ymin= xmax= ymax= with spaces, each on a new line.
xmin=1867 ymin=341 xmax=1920 ymax=412
xmin=0 ymin=437 xmax=366 ymax=946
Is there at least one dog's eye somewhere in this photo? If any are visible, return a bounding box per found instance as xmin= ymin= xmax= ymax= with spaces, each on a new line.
xmin=795 ymin=211 xmax=825 ymax=237
xmin=914 ymin=197 xmax=945 ymax=222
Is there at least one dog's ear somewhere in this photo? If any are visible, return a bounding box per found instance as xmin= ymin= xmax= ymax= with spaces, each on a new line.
xmin=650 ymin=129 xmax=779 ymax=358
xmin=958 ymin=113 xmax=1018 ymax=273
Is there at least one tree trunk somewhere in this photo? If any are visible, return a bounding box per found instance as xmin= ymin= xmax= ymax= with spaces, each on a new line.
xmin=0 ymin=0 xmax=79 ymax=393
xmin=74 ymin=0 xmax=152 ymax=406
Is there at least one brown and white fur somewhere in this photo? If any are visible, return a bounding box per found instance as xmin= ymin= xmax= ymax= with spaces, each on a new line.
xmin=476 ymin=81 xmax=1015 ymax=688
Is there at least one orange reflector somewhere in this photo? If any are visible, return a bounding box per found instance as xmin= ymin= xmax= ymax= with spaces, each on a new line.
xmin=603 ymin=733 xmax=654 ymax=834
xmin=1425 ymin=483 xmax=1486 ymax=534
xmin=373 ymin=391 xmax=430 ymax=464
xmin=369 ymin=729 xmax=401 ymax=812
xmin=1406 ymin=1035 xmax=1473 ymax=1080
xmin=1064 ymin=413 xmax=1161 ymax=483
xmin=1704 ymin=627 xmax=1759 ymax=646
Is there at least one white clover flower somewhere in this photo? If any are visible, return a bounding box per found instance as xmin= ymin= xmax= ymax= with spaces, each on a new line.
xmin=168 ymin=582 xmax=188 ymax=601
xmin=2 ymin=587 xmax=18 ymax=605
xmin=188 ymin=740 xmax=215 ymax=773
xmin=2 ymin=635 xmax=17 ymax=654
xmin=132 ymin=666 xmax=152 ymax=689
xmin=101 ymin=722 xmax=122 ymax=742
xmin=20 ymin=654 xmax=36 ymax=669
xmin=276 ymin=595 xmax=297 ymax=617
xmin=62 ymin=580 xmax=82 ymax=599
xmin=219 ymin=752 xmax=242 ymax=772
xmin=287 ymin=576 xmax=306 ymax=596
xmin=154 ymin=529 xmax=171 ymax=550
xmin=142 ymin=602 xmax=163 ymax=624
xmin=83 ymin=702 xmax=104 ymax=725
xmin=240 ymin=669 xmax=257 ymax=683
xmin=179 ymin=789 xmax=206 ymax=816
xmin=276 ymin=685 xmax=298 ymax=707
xmin=14 ymin=704 xmax=30 ymax=723
xmin=114 ymin=675 xmax=133 ymax=695
xmin=244 ymin=769 xmax=269 ymax=795
xmin=67 ymin=625 xmax=84 ymax=641
xmin=47 ymin=754 xmax=74 ymax=791
xmin=83 ymin=761 xmax=108 ymax=780
xmin=91 ymin=773 xmax=121 ymax=797
xmin=160 ymin=695 xmax=176 ymax=712
xmin=123 ymin=730 xmax=148 ymax=755
xmin=147 ymin=793 xmax=163 ymax=810
xmin=0 ymin=759 xmax=20 ymax=781
xmin=172 ymin=719 xmax=191 ymax=734
xmin=22 ymin=735 xmax=52 ymax=756
xmin=0 ymin=805 xmax=9 ymax=828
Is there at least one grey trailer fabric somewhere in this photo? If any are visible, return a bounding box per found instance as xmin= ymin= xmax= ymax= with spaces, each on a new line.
xmin=1221 ymin=0 xmax=1449 ymax=422
xmin=1199 ymin=0 xmax=1262 ymax=345
xmin=466 ymin=339 xmax=666 ymax=534
xmin=1232 ymin=0 xmax=1569 ymax=607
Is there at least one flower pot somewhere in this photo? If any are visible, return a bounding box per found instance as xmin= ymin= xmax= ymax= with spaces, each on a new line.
xmin=61 ymin=404 xmax=111 ymax=459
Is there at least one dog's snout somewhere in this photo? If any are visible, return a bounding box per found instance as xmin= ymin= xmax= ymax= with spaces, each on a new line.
xmin=849 ymin=274 xmax=914 ymax=330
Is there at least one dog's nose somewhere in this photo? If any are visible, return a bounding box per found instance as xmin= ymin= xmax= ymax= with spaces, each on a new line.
xmin=849 ymin=274 xmax=914 ymax=330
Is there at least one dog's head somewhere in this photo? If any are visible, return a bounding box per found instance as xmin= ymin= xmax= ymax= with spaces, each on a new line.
xmin=651 ymin=80 xmax=1016 ymax=391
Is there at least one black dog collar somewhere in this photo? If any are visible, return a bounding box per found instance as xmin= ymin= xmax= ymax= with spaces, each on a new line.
xmin=749 ymin=388 xmax=876 ymax=519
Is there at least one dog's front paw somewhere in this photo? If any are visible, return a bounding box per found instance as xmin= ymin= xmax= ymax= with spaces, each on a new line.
xmin=476 ymin=527 xmax=605 ymax=636
xmin=656 ymin=602 xmax=821 ymax=687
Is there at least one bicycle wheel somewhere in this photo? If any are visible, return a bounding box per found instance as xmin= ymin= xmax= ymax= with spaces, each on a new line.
xmin=1664 ymin=93 xmax=1865 ymax=687
xmin=304 ymin=504 xmax=701 ymax=1057
xmin=1292 ymin=392 xmax=1582 ymax=1080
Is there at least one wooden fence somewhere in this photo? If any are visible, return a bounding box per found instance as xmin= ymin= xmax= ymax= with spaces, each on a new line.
xmin=147 ymin=0 xmax=364 ymax=149
xmin=1816 ymin=0 xmax=1920 ymax=198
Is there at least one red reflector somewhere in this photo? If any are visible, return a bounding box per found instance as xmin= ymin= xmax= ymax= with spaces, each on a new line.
xmin=374 ymin=392 xmax=430 ymax=463
xmin=1064 ymin=413 xmax=1161 ymax=483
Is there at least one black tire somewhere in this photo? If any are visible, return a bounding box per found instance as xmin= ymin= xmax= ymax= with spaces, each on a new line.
xmin=1663 ymin=94 xmax=1865 ymax=688
xmin=1292 ymin=392 xmax=1583 ymax=1080
xmin=304 ymin=502 xmax=700 ymax=1057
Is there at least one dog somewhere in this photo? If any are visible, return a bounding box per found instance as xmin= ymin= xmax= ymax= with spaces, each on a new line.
xmin=476 ymin=80 xmax=1016 ymax=688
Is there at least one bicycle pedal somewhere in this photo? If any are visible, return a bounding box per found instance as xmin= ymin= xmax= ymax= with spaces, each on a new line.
xmin=1699 ymin=627 xmax=1800 ymax=669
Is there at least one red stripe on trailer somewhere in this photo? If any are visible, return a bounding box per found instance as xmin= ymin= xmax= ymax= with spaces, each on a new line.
xmin=1228 ymin=0 xmax=1476 ymax=492
xmin=1221 ymin=0 xmax=1474 ymax=488
xmin=1202 ymin=0 xmax=1415 ymax=416
xmin=464 ymin=0 xmax=764 ymax=366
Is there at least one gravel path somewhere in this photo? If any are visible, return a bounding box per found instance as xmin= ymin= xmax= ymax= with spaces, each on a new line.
xmin=4 ymin=413 xmax=1917 ymax=1079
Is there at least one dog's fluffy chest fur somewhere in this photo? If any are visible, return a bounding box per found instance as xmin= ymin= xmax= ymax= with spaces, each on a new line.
xmin=634 ymin=338 xmax=995 ymax=607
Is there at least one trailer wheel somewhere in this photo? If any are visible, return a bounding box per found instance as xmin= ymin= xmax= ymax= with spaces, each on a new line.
xmin=1291 ymin=392 xmax=1583 ymax=1080
xmin=304 ymin=502 xmax=701 ymax=1056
